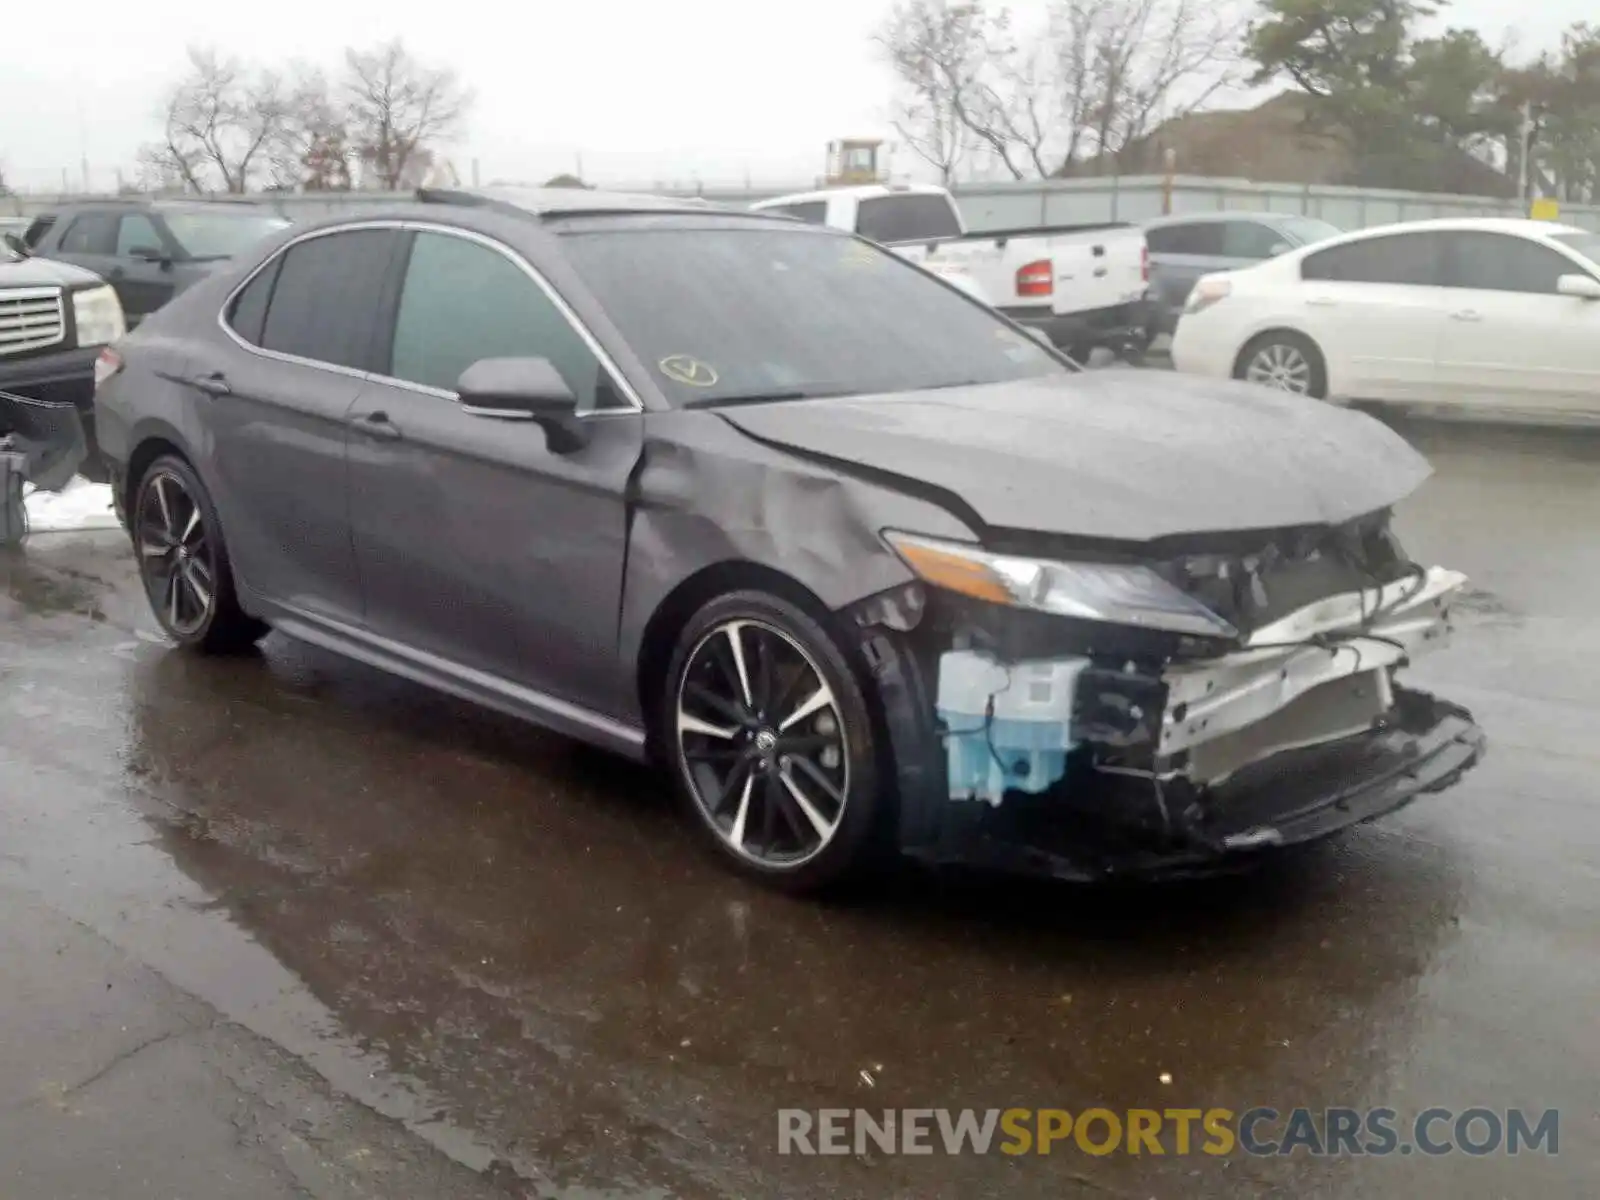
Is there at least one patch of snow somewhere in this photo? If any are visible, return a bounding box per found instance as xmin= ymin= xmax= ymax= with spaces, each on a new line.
xmin=23 ymin=477 xmax=120 ymax=533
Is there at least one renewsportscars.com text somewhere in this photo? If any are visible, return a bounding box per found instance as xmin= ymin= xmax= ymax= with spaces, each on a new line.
xmin=777 ymin=1107 xmax=1560 ymax=1158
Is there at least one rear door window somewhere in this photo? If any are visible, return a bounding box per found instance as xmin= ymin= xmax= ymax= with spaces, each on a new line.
xmin=58 ymin=213 xmax=118 ymax=255
xmin=258 ymin=228 xmax=400 ymax=370
xmin=384 ymin=230 xmax=619 ymax=411
xmin=1301 ymin=232 xmax=1445 ymax=286
xmin=855 ymin=194 xmax=962 ymax=243
xmin=1443 ymin=232 xmax=1582 ymax=294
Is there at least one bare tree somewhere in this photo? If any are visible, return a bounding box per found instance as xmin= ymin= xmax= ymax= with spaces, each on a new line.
xmin=343 ymin=40 xmax=472 ymax=189
xmin=878 ymin=0 xmax=1244 ymax=179
xmin=264 ymin=66 xmax=354 ymax=191
xmin=144 ymin=48 xmax=293 ymax=193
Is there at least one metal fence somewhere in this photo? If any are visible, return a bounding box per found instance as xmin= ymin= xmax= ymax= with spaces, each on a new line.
xmin=5 ymin=174 xmax=1597 ymax=232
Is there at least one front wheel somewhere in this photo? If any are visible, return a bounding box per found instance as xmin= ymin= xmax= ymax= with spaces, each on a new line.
xmin=132 ymin=455 xmax=267 ymax=653
xmin=1234 ymin=331 xmax=1328 ymax=399
xmin=662 ymin=589 xmax=886 ymax=893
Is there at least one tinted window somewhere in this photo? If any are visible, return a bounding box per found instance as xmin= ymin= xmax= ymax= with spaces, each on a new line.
xmin=58 ymin=213 xmax=118 ymax=255
xmin=260 ymin=229 xmax=397 ymax=369
xmin=116 ymin=213 xmax=165 ymax=257
xmin=22 ymin=215 xmax=56 ymax=249
xmin=856 ymin=194 xmax=962 ymax=243
xmin=1445 ymin=232 xmax=1584 ymax=294
xmin=561 ymin=226 xmax=1066 ymax=407
xmin=225 ymin=255 xmax=284 ymax=346
xmin=772 ymin=202 xmax=828 ymax=225
xmin=1301 ymin=232 xmax=1443 ymax=286
xmin=387 ymin=231 xmax=613 ymax=410
xmin=1146 ymin=222 xmax=1223 ymax=255
xmin=1220 ymin=220 xmax=1288 ymax=259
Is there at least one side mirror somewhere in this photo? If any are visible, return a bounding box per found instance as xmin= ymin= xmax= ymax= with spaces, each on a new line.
xmin=127 ymin=245 xmax=171 ymax=266
xmin=1556 ymin=273 xmax=1600 ymax=301
xmin=456 ymin=356 xmax=586 ymax=452
xmin=2 ymin=232 xmax=28 ymax=258
xmin=1268 ymin=242 xmax=1291 ymax=257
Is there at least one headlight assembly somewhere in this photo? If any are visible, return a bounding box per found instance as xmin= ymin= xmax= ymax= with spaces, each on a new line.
xmin=71 ymin=285 xmax=126 ymax=348
xmin=884 ymin=531 xmax=1238 ymax=639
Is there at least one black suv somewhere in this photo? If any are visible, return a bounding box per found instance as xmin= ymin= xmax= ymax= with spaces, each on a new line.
xmin=23 ymin=200 xmax=289 ymax=327
xmin=0 ymin=236 xmax=125 ymax=480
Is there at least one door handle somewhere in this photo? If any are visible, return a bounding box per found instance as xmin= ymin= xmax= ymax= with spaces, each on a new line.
xmin=188 ymin=371 xmax=231 ymax=397
xmin=1305 ymin=296 xmax=1338 ymax=307
xmin=1450 ymin=309 xmax=1482 ymax=322
xmin=353 ymin=411 xmax=402 ymax=441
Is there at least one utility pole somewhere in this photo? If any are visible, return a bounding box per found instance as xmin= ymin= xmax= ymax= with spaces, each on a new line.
xmin=1518 ymin=100 xmax=1534 ymax=206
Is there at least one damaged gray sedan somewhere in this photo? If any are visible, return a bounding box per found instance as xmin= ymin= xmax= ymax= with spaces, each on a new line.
xmin=94 ymin=188 xmax=1485 ymax=893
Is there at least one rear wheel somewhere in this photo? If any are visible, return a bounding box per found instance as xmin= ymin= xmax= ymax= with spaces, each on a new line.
xmin=133 ymin=455 xmax=266 ymax=653
xmin=1235 ymin=331 xmax=1328 ymax=398
xmin=662 ymin=590 xmax=885 ymax=893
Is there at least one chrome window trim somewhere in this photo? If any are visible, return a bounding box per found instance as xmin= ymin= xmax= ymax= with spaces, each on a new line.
xmin=216 ymin=218 xmax=647 ymax=414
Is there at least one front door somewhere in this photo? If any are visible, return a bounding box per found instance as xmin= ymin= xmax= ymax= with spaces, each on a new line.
xmin=346 ymin=228 xmax=641 ymax=717
xmin=1434 ymin=231 xmax=1600 ymax=413
xmin=111 ymin=212 xmax=183 ymax=321
xmin=197 ymin=226 xmax=404 ymax=624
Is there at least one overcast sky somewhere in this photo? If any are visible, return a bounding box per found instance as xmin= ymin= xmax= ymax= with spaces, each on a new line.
xmin=0 ymin=0 xmax=1582 ymax=193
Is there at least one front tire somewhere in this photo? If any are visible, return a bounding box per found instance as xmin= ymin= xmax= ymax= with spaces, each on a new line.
xmin=132 ymin=455 xmax=266 ymax=653
xmin=1234 ymin=331 xmax=1328 ymax=398
xmin=661 ymin=589 xmax=886 ymax=894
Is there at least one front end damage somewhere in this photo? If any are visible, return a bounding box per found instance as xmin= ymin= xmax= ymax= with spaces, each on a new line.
xmin=848 ymin=512 xmax=1486 ymax=881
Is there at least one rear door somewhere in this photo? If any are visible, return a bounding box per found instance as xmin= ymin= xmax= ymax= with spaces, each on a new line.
xmin=48 ymin=210 xmax=121 ymax=290
xmin=1434 ymin=231 xmax=1600 ymax=413
xmin=202 ymin=226 xmax=403 ymax=624
xmin=347 ymin=227 xmax=641 ymax=711
xmin=1295 ymin=231 xmax=1450 ymax=401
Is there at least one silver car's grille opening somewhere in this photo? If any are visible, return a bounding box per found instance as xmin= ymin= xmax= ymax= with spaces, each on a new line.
xmin=0 ymin=287 xmax=67 ymax=357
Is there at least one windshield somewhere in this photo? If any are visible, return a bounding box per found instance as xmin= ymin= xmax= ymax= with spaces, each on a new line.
xmin=1280 ymin=216 xmax=1342 ymax=246
xmin=163 ymin=211 xmax=290 ymax=260
xmin=562 ymin=226 xmax=1067 ymax=407
xmin=1553 ymin=232 xmax=1600 ymax=268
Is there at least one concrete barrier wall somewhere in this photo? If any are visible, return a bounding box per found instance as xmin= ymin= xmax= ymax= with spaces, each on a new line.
xmin=5 ymin=176 xmax=1596 ymax=232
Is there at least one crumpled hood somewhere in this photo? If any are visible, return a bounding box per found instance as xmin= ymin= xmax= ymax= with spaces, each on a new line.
xmin=0 ymin=254 xmax=103 ymax=289
xmin=715 ymin=371 xmax=1432 ymax=543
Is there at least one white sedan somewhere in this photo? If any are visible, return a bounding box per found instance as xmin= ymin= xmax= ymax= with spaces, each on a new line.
xmin=1170 ymin=217 xmax=1600 ymax=416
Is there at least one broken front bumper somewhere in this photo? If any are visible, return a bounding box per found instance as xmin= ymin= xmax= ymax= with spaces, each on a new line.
xmin=856 ymin=566 xmax=1486 ymax=882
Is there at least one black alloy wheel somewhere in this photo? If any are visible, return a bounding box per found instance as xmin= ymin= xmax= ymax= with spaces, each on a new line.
xmin=666 ymin=591 xmax=884 ymax=891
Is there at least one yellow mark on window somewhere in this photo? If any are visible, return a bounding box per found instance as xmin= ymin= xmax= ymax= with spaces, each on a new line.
xmin=659 ymin=355 xmax=719 ymax=387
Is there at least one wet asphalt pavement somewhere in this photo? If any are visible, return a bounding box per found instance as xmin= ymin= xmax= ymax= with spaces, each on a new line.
xmin=2 ymin=416 xmax=1598 ymax=1198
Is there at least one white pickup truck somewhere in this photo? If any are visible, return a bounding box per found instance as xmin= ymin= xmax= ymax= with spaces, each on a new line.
xmin=752 ymin=183 xmax=1154 ymax=361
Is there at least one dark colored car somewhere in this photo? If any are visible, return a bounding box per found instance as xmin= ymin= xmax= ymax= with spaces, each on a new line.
xmin=94 ymin=188 xmax=1484 ymax=893
xmin=0 ymin=236 xmax=125 ymax=480
xmin=1145 ymin=212 xmax=1342 ymax=337
xmin=23 ymin=200 xmax=289 ymax=328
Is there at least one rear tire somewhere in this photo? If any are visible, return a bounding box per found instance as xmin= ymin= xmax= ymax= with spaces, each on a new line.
xmin=132 ymin=455 xmax=267 ymax=653
xmin=661 ymin=589 xmax=886 ymax=894
xmin=1234 ymin=330 xmax=1328 ymax=399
